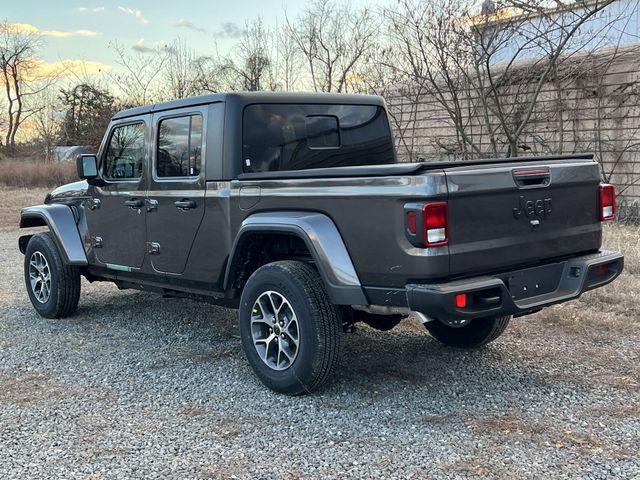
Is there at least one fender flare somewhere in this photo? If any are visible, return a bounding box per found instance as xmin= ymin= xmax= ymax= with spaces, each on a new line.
xmin=224 ymin=211 xmax=367 ymax=305
xmin=19 ymin=204 xmax=88 ymax=266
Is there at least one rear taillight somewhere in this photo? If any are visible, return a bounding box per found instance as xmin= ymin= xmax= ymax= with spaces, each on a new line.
xmin=422 ymin=202 xmax=448 ymax=247
xmin=406 ymin=211 xmax=417 ymax=234
xmin=599 ymin=184 xmax=616 ymax=221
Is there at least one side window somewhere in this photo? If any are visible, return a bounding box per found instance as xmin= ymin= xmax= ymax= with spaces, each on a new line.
xmin=103 ymin=122 xmax=145 ymax=180
xmin=157 ymin=114 xmax=203 ymax=178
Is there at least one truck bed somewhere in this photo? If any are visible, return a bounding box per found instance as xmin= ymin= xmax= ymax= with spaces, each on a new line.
xmin=233 ymin=154 xmax=602 ymax=289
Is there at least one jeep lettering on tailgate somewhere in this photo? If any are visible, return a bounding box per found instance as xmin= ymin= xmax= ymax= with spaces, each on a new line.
xmin=512 ymin=195 xmax=552 ymax=220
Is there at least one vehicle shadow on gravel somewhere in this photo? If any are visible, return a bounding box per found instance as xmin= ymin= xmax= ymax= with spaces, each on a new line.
xmin=67 ymin=288 xmax=567 ymax=404
xmin=334 ymin=323 xmax=549 ymax=396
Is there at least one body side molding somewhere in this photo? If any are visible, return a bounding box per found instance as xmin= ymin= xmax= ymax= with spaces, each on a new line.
xmin=225 ymin=211 xmax=367 ymax=305
xmin=20 ymin=204 xmax=88 ymax=265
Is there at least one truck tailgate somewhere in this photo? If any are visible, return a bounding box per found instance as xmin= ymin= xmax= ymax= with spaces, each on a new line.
xmin=445 ymin=159 xmax=602 ymax=277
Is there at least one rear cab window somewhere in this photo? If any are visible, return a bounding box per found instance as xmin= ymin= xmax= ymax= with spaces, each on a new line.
xmin=242 ymin=104 xmax=395 ymax=173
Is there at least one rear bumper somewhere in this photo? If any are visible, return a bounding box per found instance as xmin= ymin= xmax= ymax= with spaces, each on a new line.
xmin=404 ymin=250 xmax=623 ymax=322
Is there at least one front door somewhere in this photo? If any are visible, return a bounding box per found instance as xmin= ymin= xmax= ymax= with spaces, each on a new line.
xmin=85 ymin=118 xmax=149 ymax=270
xmin=146 ymin=108 xmax=206 ymax=274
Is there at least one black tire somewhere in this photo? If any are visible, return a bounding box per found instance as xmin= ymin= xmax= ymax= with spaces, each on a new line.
xmin=24 ymin=232 xmax=81 ymax=319
xmin=239 ymin=260 xmax=343 ymax=395
xmin=424 ymin=316 xmax=511 ymax=348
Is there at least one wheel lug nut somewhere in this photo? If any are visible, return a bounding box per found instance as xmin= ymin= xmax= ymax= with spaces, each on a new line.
xmin=281 ymin=334 xmax=285 ymax=338
xmin=279 ymin=321 xmax=284 ymax=327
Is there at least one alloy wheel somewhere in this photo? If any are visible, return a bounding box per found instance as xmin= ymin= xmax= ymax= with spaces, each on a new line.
xmin=250 ymin=290 xmax=300 ymax=371
xmin=29 ymin=251 xmax=51 ymax=304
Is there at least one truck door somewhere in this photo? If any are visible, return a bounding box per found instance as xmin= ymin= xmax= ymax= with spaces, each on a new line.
xmin=85 ymin=117 xmax=149 ymax=270
xmin=146 ymin=107 xmax=207 ymax=274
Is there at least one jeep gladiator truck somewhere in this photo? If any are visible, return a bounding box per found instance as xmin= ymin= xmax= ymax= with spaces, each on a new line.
xmin=19 ymin=92 xmax=624 ymax=394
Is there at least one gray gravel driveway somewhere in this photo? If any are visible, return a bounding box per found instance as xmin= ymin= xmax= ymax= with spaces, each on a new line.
xmin=1 ymin=226 xmax=639 ymax=479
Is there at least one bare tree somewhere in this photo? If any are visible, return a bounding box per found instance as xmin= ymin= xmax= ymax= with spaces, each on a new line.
xmin=385 ymin=0 xmax=620 ymax=159
xmin=218 ymin=18 xmax=273 ymax=91
xmin=108 ymin=40 xmax=168 ymax=105
xmin=162 ymin=38 xmax=204 ymax=99
xmin=190 ymin=54 xmax=225 ymax=94
xmin=0 ymin=21 xmax=55 ymax=152
xmin=58 ymin=82 xmax=116 ymax=150
xmin=31 ymin=87 xmax=61 ymax=162
xmin=272 ymin=22 xmax=302 ymax=91
xmin=285 ymin=0 xmax=377 ymax=93
xmin=364 ymin=41 xmax=423 ymax=159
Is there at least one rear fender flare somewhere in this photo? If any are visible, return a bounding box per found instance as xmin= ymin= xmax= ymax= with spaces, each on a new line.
xmin=19 ymin=204 xmax=88 ymax=265
xmin=225 ymin=211 xmax=367 ymax=305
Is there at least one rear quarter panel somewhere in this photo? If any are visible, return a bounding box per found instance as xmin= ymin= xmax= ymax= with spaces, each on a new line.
xmin=229 ymin=173 xmax=449 ymax=288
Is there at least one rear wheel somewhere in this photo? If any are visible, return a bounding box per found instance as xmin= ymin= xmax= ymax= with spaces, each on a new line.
xmin=239 ymin=260 xmax=343 ymax=395
xmin=424 ymin=316 xmax=511 ymax=348
xmin=24 ymin=232 xmax=81 ymax=319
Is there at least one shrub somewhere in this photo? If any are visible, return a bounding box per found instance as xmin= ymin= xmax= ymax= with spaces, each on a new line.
xmin=0 ymin=159 xmax=77 ymax=188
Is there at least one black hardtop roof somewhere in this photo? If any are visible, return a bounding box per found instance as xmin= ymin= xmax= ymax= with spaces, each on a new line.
xmin=111 ymin=91 xmax=386 ymax=120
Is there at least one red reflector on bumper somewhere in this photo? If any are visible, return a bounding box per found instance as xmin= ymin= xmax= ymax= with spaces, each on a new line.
xmin=455 ymin=293 xmax=467 ymax=308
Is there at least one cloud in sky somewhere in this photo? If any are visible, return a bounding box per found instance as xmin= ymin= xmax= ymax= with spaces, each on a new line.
xmin=212 ymin=22 xmax=244 ymax=39
xmin=118 ymin=6 xmax=149 ymax=24
xmin=131 ymin=38 xmax=154 ymax=53
xmin=78 ymin=6 xmax=105 ymax=13
xmin=172 ymin=19 xmax=206 ymax=33
xmin=6 ymin=23 xmax=98 ymax=38
xmin=130 ymin=38 xmax=171 ymax=54
xmin=21 ymin=59 xmax=111 ymax=81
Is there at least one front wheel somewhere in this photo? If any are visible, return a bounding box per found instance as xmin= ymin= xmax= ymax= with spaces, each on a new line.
xmin=239 ymin=260 xmax=343 ymax=395
xmin=24 ymin=232 xmax=81 ymax=319
xmin=424 ymin=316 xmax=511 ymax=348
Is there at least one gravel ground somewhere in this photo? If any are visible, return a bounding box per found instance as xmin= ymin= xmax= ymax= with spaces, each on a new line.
xmin=1 ymin=218 xmax=639 ymax=478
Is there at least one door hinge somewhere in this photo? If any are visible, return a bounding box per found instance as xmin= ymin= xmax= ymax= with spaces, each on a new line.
xmin=147 ymin=242 xmax=161 ymax=255
xmin=87 ymin=198 xmax=101 ymax=210
xmin=146 ymin=198 xmax=158 ymax=212
xmin=90 ymin=236 xmax=103 ymax=248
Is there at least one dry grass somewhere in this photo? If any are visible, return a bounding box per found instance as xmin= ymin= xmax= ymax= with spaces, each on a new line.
xmin=602 ymin=223 xmax=640 ymax=274
xmin=0 ymin=159 xmax=77 ymax=188
xmin=0 ymin=187 xmax=50 ymax=229
xmin=548 ymin=222 xmax=640 ymax=336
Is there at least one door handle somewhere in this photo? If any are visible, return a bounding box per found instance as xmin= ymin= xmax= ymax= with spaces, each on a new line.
xmin=124 ymin=198 xmax=144 ymax=209
xmin=174 ymin=199 xmax=196 ymax=210
xmin=513 ymin=168 xmax=550 ymax=188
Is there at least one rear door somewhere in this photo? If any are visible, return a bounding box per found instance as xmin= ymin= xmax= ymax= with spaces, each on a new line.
xmin=444 ymin=159 xmax=602 ymax=276
xmin=146 ymin=107 xmax=207 ymax=274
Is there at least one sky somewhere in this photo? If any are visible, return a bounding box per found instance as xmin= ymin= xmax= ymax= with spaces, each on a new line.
xmin=0 ymin=0 xmax=386 ymax=79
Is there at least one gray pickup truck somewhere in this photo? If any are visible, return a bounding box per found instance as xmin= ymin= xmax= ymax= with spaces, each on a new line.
xmin=19 ymin=92 xmax=623 ymax=394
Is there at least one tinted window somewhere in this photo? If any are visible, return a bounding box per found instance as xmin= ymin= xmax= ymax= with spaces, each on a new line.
xmin=242 ymin=104 xmax=395 ymax=172
xmin=157 ymin=115 xmax=203 ymax=177
xmin=103 ymin=123 xmax=145 ymax=180
xmin=306 ymin=115 xmax=340 ymax=149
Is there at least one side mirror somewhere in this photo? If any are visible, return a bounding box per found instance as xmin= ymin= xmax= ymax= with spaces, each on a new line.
xmin=76 ymin=154 xmax=104 ymax=186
